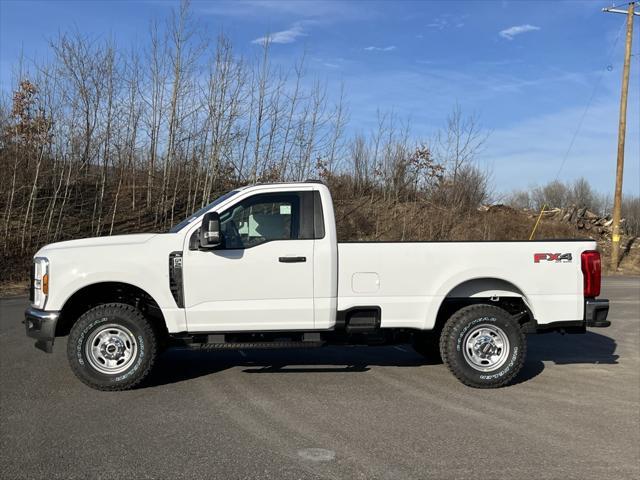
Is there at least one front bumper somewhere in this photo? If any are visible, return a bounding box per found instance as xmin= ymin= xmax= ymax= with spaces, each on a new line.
xmin=24 ymin=307 xmax=60 ymax=353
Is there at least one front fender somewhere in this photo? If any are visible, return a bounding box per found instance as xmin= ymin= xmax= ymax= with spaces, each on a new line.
xmin=39 ymin=235 xmax=187 ymax=332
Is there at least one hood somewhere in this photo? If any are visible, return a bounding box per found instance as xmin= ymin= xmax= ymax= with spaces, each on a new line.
xmin=37 ymin=234 xmax=158 ymax=254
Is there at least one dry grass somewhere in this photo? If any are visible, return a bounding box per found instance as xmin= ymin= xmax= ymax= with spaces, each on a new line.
xmin=0 ymin=281 xmax=29 ymax=297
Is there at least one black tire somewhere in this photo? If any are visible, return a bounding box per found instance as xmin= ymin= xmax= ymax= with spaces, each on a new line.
xmin=412 ymin=331 xmax=443 ymax=363
xmin=67 ymin=303 xmax=158 ymax=391
xmin=440 ymin=304 xmax=525 ymax=388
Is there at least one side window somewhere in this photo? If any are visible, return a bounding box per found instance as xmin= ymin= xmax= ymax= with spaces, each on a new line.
xmin=219 ymin=194 xmax=299 ymax=249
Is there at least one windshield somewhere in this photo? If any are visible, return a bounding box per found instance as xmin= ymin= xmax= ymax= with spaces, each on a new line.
xmin=168 ymin=190 xmax=240 ymax=233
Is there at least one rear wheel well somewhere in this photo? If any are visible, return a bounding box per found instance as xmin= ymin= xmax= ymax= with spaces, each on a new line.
xmin=432 ymin=277 xmax=534 ymax=334
xmin=433 ymin=297 xmax=532 ymax=334
xmin=56 ymin=282 xmax=168 ymax=340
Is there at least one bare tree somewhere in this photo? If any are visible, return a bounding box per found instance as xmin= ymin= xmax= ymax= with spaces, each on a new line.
xmin=1 ymin=2 xmax=532 ymax=288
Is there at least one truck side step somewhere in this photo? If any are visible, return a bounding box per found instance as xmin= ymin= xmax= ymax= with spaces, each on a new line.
xmin=190 ymin=341 xmax=324 ymax=350
xmin=343 ymin=308 xmax=381 ymax=333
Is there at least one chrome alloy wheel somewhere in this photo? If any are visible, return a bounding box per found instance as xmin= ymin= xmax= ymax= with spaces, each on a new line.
xmin=85 ymin=323 xmax=138 ymax=375
xmin=462 ymin=323 xmax=510 ymax=372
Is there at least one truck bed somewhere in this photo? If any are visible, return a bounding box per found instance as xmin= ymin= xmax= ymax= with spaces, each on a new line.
xmin=337 ymin=240 xmax=595 ymax=329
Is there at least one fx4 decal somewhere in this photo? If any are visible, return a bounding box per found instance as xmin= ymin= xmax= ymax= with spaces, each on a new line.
xmin=534 ymin=253 xmax=572 ymax=263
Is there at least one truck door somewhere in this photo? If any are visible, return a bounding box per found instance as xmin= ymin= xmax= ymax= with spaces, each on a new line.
xmin=182 ymin=190 xmax=316 ymax=332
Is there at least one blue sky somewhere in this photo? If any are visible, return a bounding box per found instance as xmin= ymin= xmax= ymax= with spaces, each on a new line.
xmin=1 ymin=0 xmax=638 ymax=195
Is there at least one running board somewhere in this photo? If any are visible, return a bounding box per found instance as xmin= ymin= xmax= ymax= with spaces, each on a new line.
xmin=188 ymin=341 xmax=324 ymax=350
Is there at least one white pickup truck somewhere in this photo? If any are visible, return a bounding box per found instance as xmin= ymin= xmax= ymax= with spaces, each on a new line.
xmin=25 ymin=181 xmax=610 ymax=390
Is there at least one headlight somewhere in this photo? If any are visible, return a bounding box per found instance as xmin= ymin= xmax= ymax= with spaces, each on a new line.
xmin=32 ymin=257 xmax=49 ymax=309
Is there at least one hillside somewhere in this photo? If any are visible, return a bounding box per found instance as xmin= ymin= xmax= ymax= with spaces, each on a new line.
xmin=2 ymin=196 xmax=636 ymax=297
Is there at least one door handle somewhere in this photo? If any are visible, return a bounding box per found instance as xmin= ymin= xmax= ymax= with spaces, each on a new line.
xmin=279 ymin=256 xmax=306 ymax=263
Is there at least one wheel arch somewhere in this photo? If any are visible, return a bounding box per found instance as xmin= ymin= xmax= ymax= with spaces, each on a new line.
xmin=446 ymin=277 xmax=528 ymax=300
xmin=56 ymin=281 xmax=168 ymax=338
xmin=432 ymin=277 xmax=534 ymax=333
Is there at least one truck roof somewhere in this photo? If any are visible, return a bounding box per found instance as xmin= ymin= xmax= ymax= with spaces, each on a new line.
xmin=239 ymin=179 xmax=325 ymax=189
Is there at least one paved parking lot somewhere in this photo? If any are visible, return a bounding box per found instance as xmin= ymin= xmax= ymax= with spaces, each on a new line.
xmin=1 ymin=277 xmax=638 ymax=479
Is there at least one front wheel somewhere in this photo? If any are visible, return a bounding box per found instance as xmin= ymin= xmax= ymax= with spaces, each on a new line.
xmin=440 ymin=304 xmax=525 ymax=388
xmin=67 ymin=303 xmax=158 ymax=391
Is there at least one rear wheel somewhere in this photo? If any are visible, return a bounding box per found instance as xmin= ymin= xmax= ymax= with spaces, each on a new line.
xmin=440 ymin=304 xmax=525 ymax=388
xmin=67 ymin=303 xmax=158 ymax=391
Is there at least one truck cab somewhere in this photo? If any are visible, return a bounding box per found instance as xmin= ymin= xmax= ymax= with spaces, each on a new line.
xmin=180 ymin=183 xmax=336 ymax=332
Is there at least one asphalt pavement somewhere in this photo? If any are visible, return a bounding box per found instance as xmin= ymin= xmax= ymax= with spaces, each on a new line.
xmin=1 ymin=277 xmax=639 ymax=479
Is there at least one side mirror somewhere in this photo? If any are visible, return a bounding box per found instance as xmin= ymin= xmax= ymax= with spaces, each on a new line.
xmin=199 ymin=212 xmax=221 ymax=248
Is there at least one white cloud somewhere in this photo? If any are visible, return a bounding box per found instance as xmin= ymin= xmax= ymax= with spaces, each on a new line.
xmin=499 ymin=24 xmax=541 ymax=40
xmin=252 ymin=23 xmax=306 ymax=45
xmin=427 ymin=19 xmax=447 ymax=30
xmin=364 ymin=45 xmax=396 ymax=52
xmin=201 ymin=0 xmax=371 ymax=21
xmin=427 ymin=14 xmax=467 ymax=30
